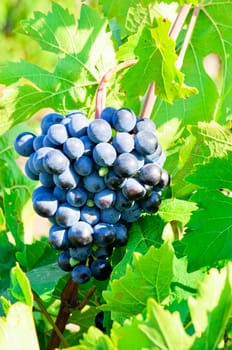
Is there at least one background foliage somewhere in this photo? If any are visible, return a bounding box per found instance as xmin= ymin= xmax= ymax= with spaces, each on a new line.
xmin=0 ymin=0 xmax=231 ymax=349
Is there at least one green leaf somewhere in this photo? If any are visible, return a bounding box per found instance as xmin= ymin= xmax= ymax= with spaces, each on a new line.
xmin=120 ymin=19 xmax=197 ymax=104
xmin=181 ymin=189 xmax=232 ymax=271
xmin=0 ymin=302 xmax=39 ymax=350
xmin=153 ymin=0 xmax=232 ymax=126
xmin=78 ymin=326 xmax=116 ymax=350
xmin=102 ymin=243 xmax=174 ymax=323
xmin=189 ymin=264 xmax=232 ymax=349
xmin=158 ymin=198 xmax=197 ymax=225
xmin=10 ymin=263 xmax=33 ymax=307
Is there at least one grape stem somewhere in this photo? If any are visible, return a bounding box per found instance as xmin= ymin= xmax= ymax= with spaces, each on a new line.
xmin=45 ymin=278 xmax=96 ymax=350
xmin=141 ymin=4 xmax=198 ymax=118
xmin=95 ymin=59 xmax=138 ymax=119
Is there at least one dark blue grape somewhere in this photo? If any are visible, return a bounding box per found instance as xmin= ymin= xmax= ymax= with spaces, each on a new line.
xmin=69 ymin=245 xmax=92 ymax=262
xmin=112 ymin=132 xmax=134 ymax=153
xmin=71 ymin=264 xmax=91 ymax=284
xmin=39 ymin=172 xmax=54 ymax=187
xmin=26 ymin=153 xmax=40 ymax=175
xmin=32 ymin=185 xmax=53 ymax=201
xmin=33 ymin=135 xmax=45 ymax=151
xmin=104 ymin=170 xmax=126 ymax=190
xmin=66 ymin=111 xmax=89 ymax=137
xmin=83 ymin=171 xmax=105 ymax=193
xmin=43 ymin=149 xmax=69 ymax=175
xmin=41 ymin=112 xmax=63 ymax=134
xmin=32 ymin=192 xmax=58 ymax=218
xmin=14 ymin=131 xmax=36 ymax=157
xmin=130 ymin=150 xmax=145 ymax=169
xmin=114 ymin=224 xmax=128 ymax=247
xmin=87 ymin=119 xmax=112 ymax=143
xmin=92 ymin=246 xmax=113 ymax=259
xmin=121 ymin=202 xmax=142 ymax=223
xmin=100 ymin=107 xmax=116 ymax=124
xmin=115 ymin=191 xmax=134 ymax=211
xmin=93 ymin=223 xmax=115 ymax=247
xmin=93 ymin=142 xmax=116 ymax=167
xmin=66 ymin=187 xmax=87 ymax=207
xmin=73 ymin=156 xmax=93 ymax=176
xmin=154 ymin=150 xmax=166 ymax=168
xmin=144 ymin=143 xmax=162 ymax=164
xmin=112 ymin=108 xmax=136 ymax=132
xmin=139 ymin=163 xmax=162 ymax=186
xmin=47 ymin=124 xmax=68 ymax=145
xmin=80 ymin=136 xmax=94 ymax=156
xmin=63 ymin=137 xmax=85 ymax=159
xmin=140 ymin=191 xmax=161 ymax=213
xmin=122 ymin=178 xmax=146 ymax=200
xmin=100 ymin=207 xmax=121 ymax=224
xmin=134 ymin=131 xmax=158 ymax=155
xmin=42 ymin=135 xmax=61 ymax=148
xmin=25 ymin=160 xmax=39 ymax=180
xmin=154 ymin=168 xmax=170 ymax=190
xmin=113 ymin=153 xmax=139 ymax=177
xmin=58 ymin=250 xmax=73 ymax=272
xmin=90 ymin=259 xmax=112 ymax=281
xmin=135 ymin=118 xmax=156 ymax=133
xmin=55 ymin=202 xmax=80 ymax=227
xmin=49 ymin=224 xmax=69 ymax=250
xmin=95 ymin=311 xmax=106 ymax=332
xmin=94 ymin=189 xmax=116 ymax=209
xmin=68 ymin=221 xmax=93 ymax=247
xmin=32 ymin=147 xmax=53 ymax=173
xmin=53 ymin=186 xmax=67 ymax=202
xmin=80 ymin=206 xmax=100 ymax=225
xmin=53 ymin=166 xmax=80 ymax=190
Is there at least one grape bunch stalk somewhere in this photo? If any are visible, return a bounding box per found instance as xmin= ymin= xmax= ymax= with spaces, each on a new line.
xmin=14 ymin=107 xmax=170 ymax=284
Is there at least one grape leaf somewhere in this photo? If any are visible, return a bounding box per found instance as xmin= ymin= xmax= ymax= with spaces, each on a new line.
xmin=153 ymin=0 xmax=232 ymax=126
xmin=102 ymin=243 xmax=174 ymax=323
xmin=0 ymin=4 xmax=116 ymax=130
xmin=189 ymin=264 xmax=232 ymax=349
xmin=119 ymin=18 xmax=197 ymax=104
xmin=9 ymin=263 xmax=33 ymax=307
xmin=0 ymin=302 xmax=39 ymax=350
xmin=180 ymin=189 xmax=232 ymax=271
xmin=158 ymin=198 xmax=197 ymax=225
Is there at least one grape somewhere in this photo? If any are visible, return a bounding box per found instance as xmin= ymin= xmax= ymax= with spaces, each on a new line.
xmin=114 ymin=153 xmax=139 ymax=177
xmin=112 ymin=108 xmax=136 ymax=132
xmin=140 ymin=191 xmax=161 ymax=213
xmin=49 ymin=224 xmax=69 ymax=250
xmin=53 ymin=166 xmax=80 ymax=190
xmin=100 ymin=107 xmax=116 ymax=124
xmin=131 ymin=150 xmax=145 ymax=169
xmin=32 ymin=147 xmax=53 ymax=173
xmin=63 ymin=137 xmax=85 ymax=159
xmin=80 ymin=136 xmax=94 ymax=155
xmin=112 ymin=132 xmax=134 ymax=153
xmin=32 ymin=192 xmax=58 ymax=218
xmin=90 ymin=259 xmax=112 ymax=281
xmin=83 ymin=171 xmax=105 ymax=193
xmin=71 ymin=264 xmax=91 ymax=284
xmin=25 ymin=160 xmax=39 ymax=181
xmin=121 ymin=202 xmax=142 ymax=222
xmin=135 ymin=118 xmax=156 ymax=133
xmin=94 ymin=189 xmax=116 ymax=209
xmin=100 ymin=207 xmax=121 ymax=224
xmin=95 ymin=311 xmax=106 ymax=332
xmin=87 ymin=119 xmax=112 ymax=143
xmin=93 ymin=142 xmax=116 ymax=167
xmin=114 ymin=224 xmax=128 ymax=247
xmin=104 ymin=170 xmax=126 ymax=190
xmin=47 ymin=124 xmax=68 ymax=145
xmin=53 ymin=186 xmax=67 ymax=202
xmin=134 ymin=131 xmax=158 ymax=155
xmin=93 ymin=223 xmax=115 ymax=247
xmin=39 ymin=172 xmax=54 ymax=187
xmin=68 ymin=221 xmax=93 ymax=247
xmin=32 ymin=185 xmax=53 ymax=201
xmin=41 ymin=112 xmax=63 ymax=134
xmin=55 ymin=202 xmax=80 ymax=227
xmin=139 ymin=163 xmax=162 ymax=186
xmin=58 ymin=251 xmax=73 ymax=272
xmin=69 ymin=245 xmax=92 ymax=262
xmin=66 ymin=187 xmax=88 ymax=207
xmin=122 ymin=178 xmax=146 ymax=200
xmin=33 ymin=135 xmax=45 ymax=151
xmin=92 ymin=246 xmax=113 ymax=259
xmin=74 ymin=156 xmax=93 ymax=176
xmin=115 ymin=191 xmax=134 ymax=211
xmin=144 ymin=143 xmax=162 ymax=164
xmin=80 ymin=206 xmax=100 ymax=225
xmin=154 ymin=168 xmax=170 ymax=190
xmin=43 ymin=149 xmax=69 ymax=175
xmin=66 ymin=111 xmax=89 ymax=137
xmin=14 ymin=131 xmax=36 ymax=157
xmin=154 ymin=150 xmax=166 ymax=168
xmin=43 ymin=135 xmax=61 ymax=148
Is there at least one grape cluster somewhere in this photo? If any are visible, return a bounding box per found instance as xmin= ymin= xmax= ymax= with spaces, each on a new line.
xmin=14 ymin=107 xmax=170 ymax=284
